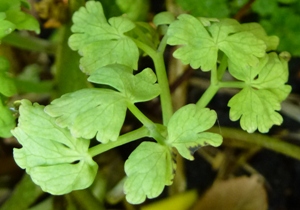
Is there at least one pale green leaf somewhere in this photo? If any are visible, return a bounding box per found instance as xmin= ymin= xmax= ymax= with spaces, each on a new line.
xmin=228 ymin=52 xmax=291 ymax=133
xmin=12 ymin=99 xmax=98 ymax=195
xmin=197 ymin=17 xmax=219 ymax=27
xmin=153 ymin=11 xmax=175 ymax=26
xmin=44 ymin=88 xmax=127 ymax=143
xmin=251 ymin=53 xmax=289 ymax=89
xmin=167 ymin=15 xmax=266 ymax=71
xmin=0 ymin=99 xmax=15 ymax=138
xmin=124 ymin=142 xmax=175 ymax=204
xmin=167 ymin=14 xmax=217 ymax=71
xmin=239 ymin=22 xmax=279 ymax=51
xmin=88 ymin=64 xmax=160 ymax=103
xmin=229 ymin=52 xmax=290 ymax=91
xmin=125 ymin=21 xmax=160 ymax=50
xmin=69 ymin=1 xmax=139 ymax=74
xmin=208 ymin=19 xmax=266 ymax=68
xmin=166 ymin=104 xmax=222 ymax=160
xmin=228 ymin=87 xmax=284 ymax=133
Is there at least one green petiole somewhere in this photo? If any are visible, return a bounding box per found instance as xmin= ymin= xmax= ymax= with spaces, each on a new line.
xmin=88 ymin=126 xmax=149 ymax=157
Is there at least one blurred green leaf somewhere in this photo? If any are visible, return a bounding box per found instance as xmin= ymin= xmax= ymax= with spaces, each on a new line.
xmin=0 ymin=175 xmax=44 ymax=210
xmin=175 ymin=0 xmax=229 ymax=18
xmin=116 ymin=0 xmax=149 ymax=21
xmin=0 ymin=0 xmax=39 ymax=40
xmin=153 ymin=11 xmax=175 ymax=26
xmin=0 ymin=98 xmax=15 ymax=138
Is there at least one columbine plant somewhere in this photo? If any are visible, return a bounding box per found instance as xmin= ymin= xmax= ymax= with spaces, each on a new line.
xmin=10 ymin=1 xmax=290 ymax=204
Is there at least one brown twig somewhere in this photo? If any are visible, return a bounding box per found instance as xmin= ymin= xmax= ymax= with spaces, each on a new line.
xmin=234 ymin=0 xmax=256 ymax=21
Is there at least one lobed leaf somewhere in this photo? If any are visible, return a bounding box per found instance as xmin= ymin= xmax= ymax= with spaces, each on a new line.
xmin=167 ymin=15 xmax=266 ymax=71
xmin=124 ymin=142 xmax=175 ymax=204
xmin=88 ymin=64 xmax=160 ymax=103
xmin=167 ymin=104 xmax=222 ymax=160
xmin=228 ymin=52 xmax=291 ymax=133
xmin=208 ymin=19 xmax=266 ymax=68
xmin=69 ymin=1 xmax=139 ymax=74
xmin=167 ymin=14 xmax=217 ymax=71
xmin=44 ymin=88 xmax=127 ymax=143
xmin=12 ymin=100 xmax=98 ymax=195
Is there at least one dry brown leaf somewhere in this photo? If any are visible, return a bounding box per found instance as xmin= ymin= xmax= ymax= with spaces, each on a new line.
xmin=192 ymin=175 xmax=268 ymax=210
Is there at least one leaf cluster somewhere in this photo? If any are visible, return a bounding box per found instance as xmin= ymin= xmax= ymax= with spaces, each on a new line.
xmin=166 ymin=13 xmax=291 ymax=133
xmin=0 ymin=0 xmax=39 ymax=41
xmin=8 ymin=0 xmax=291 ymax=206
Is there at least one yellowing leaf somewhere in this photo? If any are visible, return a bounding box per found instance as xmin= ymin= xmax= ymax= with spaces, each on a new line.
xmin=44 ymin=88 xmax=127 ymax=143
xmin=12 ymin=100 xmax=98 ymax=195
xmin=192 ymin=175 xmax=268 ymax=210
xmin=69 ymin=1 xmax=139 ymax=74
xmin=88 ymin=64 xmax=160 ymax=103
xmin=167 ymin=104 xmax=222 ymax=160
xmin=124 ymin=142 xmax=175 ymax=204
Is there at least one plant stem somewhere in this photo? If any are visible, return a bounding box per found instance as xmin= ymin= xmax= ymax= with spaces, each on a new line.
xmin=88 ymin=126 xmax=149 ymax=157
xmin=211 ymin=65 xmax=218 ymax=85
xmin=217 ymin=55 xmax=228 ymax=80
xmin=218 ymin=81 xmax=246 ymax=89
xmin=209 ymin=126 xmax=300 ymax=161
xmin=196 ymin=56 xmax=245 ymax=108
xmin=132 ymin=36 xmax=173 ymax=125
xmin=70 ymin=189 xmax=105 ymax=210
xmin=126 ymin=102 xmax=166 ymax=145
xmin=54 ymin=22 xmax=89 ymax=97
xmin=196 ymin=84 xmax=219 ymax=109
xmin=1 ymin=32 xmax=56 ymax=55
xmin=154 ymin=34 xmax=173 ymax=125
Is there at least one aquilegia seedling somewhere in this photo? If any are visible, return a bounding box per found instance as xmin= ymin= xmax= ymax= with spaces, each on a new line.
xmin=10 ymin=1 xmax=291 ymax=204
